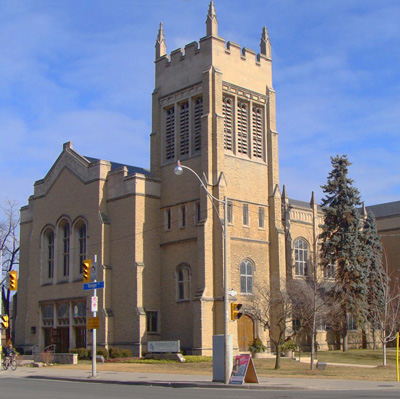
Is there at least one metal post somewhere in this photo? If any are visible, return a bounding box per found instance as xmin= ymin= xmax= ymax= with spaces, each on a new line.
xmin=92 ymin=254 xmax=97 ymax=378
xmin=223 ymin=196 xmax=230 ymax=384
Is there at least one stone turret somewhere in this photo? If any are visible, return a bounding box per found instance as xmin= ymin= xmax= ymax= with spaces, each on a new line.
xmin=206 ymin=0 xmax=218 ymax=37
xmin=155 ymin=22 xmax=166 ymax=60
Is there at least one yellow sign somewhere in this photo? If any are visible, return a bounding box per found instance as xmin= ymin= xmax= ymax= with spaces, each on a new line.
xmin=87 ymin=317 xmax=100 ymax=330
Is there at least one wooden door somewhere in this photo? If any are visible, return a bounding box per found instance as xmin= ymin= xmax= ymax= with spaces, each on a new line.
xmin=237 ymin=314 xmax=254 ymax=352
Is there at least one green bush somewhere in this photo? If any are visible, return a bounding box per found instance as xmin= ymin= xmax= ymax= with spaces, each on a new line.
xmin=69 ymin=348 xmax=90 ymax=360
xmin=109 ymin=347 xmax=132 ymax=358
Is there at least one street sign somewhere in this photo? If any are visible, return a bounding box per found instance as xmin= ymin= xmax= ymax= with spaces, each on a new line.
xmin=87 ymin=316 xmax=100 ymax=330
xmin=91 ymin=296 xmax=98 ymax=312
xmin=83 ymin=281 xmax=104 ymax=291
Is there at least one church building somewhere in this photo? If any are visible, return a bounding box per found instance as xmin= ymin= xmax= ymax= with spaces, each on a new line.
xmin=14 ymin=2 xmax=397 ymax=356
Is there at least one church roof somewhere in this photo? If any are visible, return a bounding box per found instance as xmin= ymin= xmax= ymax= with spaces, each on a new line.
xmin=84 ymin=156 xmax=151 ymax=177
xmin=366 ymin=201 xmax=400 ymax=218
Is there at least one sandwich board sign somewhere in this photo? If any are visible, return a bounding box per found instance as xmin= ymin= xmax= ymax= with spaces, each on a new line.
xmin=229 ymin=354 xmax=259 ymax=385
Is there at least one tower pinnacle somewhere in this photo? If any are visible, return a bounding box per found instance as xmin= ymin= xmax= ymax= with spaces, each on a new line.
xmin=260 ymin=26 xmax=271 ymax=58
xmin=206 ymin=0 xmax=218 ymax=37
xmin=155 ymin=22 xmax=167 ymax=60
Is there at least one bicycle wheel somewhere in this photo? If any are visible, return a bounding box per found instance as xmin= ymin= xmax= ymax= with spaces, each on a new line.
xmin=10 ymin=359 xmax=17 ymax=371
xmin=2 ymin=360 xmax=8 ymax=370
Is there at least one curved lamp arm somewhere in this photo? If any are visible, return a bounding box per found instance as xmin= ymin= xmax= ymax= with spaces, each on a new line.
xmin=174 ymin=161 xmax=225 ymax=205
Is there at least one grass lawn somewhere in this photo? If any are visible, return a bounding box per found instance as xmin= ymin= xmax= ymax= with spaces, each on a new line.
xmin=56 ymin=350 xmax=400 ymax=381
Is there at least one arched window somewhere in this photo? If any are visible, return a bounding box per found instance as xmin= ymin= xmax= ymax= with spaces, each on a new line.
xmin=294 ymin=238 xmax=308 ymax=276
xmin=57 ymin=303 xmax=70 ymax=326
xmin=42 ymin=305 xmax=54 ymax=327
xmin=240 ymin=258 xmax=253 ymax=294
xmin=43 ymin=229 xmax=55 ymax=279
xmin=58 ymin=220 xmax=70 ymax=277
xmin=176 ymin=264 xmax=191 ymax=301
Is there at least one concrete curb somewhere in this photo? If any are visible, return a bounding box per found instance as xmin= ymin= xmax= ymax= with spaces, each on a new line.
xmin=26 ymin=375 xmax=308 ymax=390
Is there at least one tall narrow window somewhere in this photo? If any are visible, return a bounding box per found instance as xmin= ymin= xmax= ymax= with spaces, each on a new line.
xmin=324 ymin=263 xmax=335 ymax=279
xmin=227 ymin=201 xmax=233 ymax=224
xmin=146 ymin=311 xmax=159 ymax=333
xmin=252 ymin=105 xmax=264 ymax=158
xmin=165 ymin=106 xmax=175 ymax=160
xmin=258 ymin=207 xmax=265 ymax=229
xmin=179 ymin=205 xmax=186 ymax=228
xmin=223 ymin=96 xmax=233 ymax=151
xmin=63 ymin=223 xmax=70 ymax=276
xmin=237 ymin=100 xmax=249 ymax=155
xmin=47 ymin=231 xmax=54 ymax=279
xmin=294 ymin=238 xmax=308 ymax=276
xmin=240 ymin=259 xmax=253 ymax=294
xmin=165 ymin=209 xmax=172 ymax=231
xmin=179 ymin=102 xmax=189 ymax=156
xmin=195 ymin=202 xmax=201 ymax=224
xmin=177 ymin=264 xmax=191 ymax=301
xmin=193 ymin=97 xmax=203 ymax=153
xmin=79 ymin=224 xmax=87 ymax=274
xmin=243 ymin=204 xmax=249 ymax=226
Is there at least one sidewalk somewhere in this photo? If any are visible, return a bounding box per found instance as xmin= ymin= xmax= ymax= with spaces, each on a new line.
xmin=1 ymin=365 xmax=399 ymax=391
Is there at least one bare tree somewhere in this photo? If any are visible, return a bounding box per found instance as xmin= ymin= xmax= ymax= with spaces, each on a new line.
xmin=288 ymin=278 xmax=335 ymax=369
xmin=0 ymin=200 xmax=20 ymax=334
xmin=367 ymin=252 xmax=400 ymax=366
xmin=245 ymin=280 xmax=292 ymax=370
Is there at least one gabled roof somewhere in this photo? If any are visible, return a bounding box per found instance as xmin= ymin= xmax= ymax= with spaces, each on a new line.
xmin=366 ymin=201 xmax=400 ymax=218
xmin=84 ymin=156 xmax=151 ymax=177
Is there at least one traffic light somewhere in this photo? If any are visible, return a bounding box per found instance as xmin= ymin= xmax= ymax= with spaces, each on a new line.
xmin=230 ymin=302 xmax=243 ymax=320
xmin=83 ymin=259 xmax=92 ymax=283
xmin=1 ymin=315 xmax=9 ymax=329
xmin=8 ymin=270 xmax=18 ymax=291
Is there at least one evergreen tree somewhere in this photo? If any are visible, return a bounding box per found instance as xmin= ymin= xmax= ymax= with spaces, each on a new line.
xmin=361 ymin=212 xmax=387 ymax=341
xmin=320 ymin=155 xmax=368 ymax=350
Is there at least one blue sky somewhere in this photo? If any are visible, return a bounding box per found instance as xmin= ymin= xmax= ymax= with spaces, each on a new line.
xmin=1 ymin=0 xmax=399 ymax=209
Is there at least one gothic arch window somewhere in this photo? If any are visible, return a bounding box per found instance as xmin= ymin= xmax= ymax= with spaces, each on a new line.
xmin=193 ymin=97 xmax=203 ymax=153
xmin=179 ymin=101 xmax=189 ymax=157
xmin=57 ymin=218 xmax=71 ymax=278
xmin=165 ymin=106 xmax=175 ymax=161
xmin=294 ymin=238 xmax=309 ymax=276
xmin=57 ymin=303 xmax=70 ymax=326
xmin=237 ymin=100 xmax=249 ymax=155
xmin=176 ymin=264 xmax=191 ymax=301
xmin=252 ymin=105 xmax=264 ymax=159
xmin=43 ymin=227 xmax=55 ymax=280
xmin=223 ymin=96 xmax=234 ymax=151
xmin=42 ymin=304 xmax=54 ymax=327
xmin=73 ymin=219 xmax=88 ymax=275
xmin=240 ymin=258 xmax=254 ymax=294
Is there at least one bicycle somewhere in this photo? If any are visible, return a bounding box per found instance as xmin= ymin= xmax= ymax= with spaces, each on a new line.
xmin=2 ymin=354 xmax=17 ymax=371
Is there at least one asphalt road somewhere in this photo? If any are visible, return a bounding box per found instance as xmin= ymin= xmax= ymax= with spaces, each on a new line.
xmin=1 ymin=378 xmax=400 ymax=399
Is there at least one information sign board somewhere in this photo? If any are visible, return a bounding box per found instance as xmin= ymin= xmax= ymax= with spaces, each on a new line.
xmin=87 ymin=317 xmax=100 ymax=330
xmin=229 ymin=354 xmax=259 ymax=385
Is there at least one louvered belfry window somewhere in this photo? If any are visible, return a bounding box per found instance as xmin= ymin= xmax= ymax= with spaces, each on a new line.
xmin=165 ymin=106 xmax=175 ymax=160
xmin=223 ymin=96 xmax=233 ymax=151
xmin=193 ymin=97 xmax=203 ymax=153
xmin=252 ymin=105 xmax=264 ymax=158
xmin=237 ymin=100 xmax=249 ymax=155
xmin=179 ymin=102 xmax=190 ymax=156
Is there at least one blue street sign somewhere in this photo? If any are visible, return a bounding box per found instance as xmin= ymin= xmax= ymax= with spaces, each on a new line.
xmin=83 ymin=281 xmax=105 ymax=291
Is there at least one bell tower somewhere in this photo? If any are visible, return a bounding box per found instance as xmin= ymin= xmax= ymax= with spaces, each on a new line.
xmin=150 ymin=1 xmax=285 ymax=355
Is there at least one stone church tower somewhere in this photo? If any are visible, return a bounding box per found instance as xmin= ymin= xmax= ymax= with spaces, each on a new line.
xmin=151 ymin=1 xmax=286 ymax=354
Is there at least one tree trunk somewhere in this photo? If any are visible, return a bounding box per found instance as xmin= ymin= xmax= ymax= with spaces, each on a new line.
xmin=372 ymin=329 xmax=377 ymax=350
xmin=383 ymin=342 xmax=387 ymax=367
xmin=275 ymin=344 xmax=281 ymax=370
xmin=342 ymin=328 xmax=348 ymax=352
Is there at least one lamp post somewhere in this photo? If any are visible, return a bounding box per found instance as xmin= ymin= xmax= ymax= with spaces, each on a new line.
xmin=174 ymin=160 xmax=230 ymax=384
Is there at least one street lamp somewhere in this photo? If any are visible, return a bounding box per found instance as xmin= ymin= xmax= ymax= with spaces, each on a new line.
xmin=174 ymin=160 xmax=231 ymax=384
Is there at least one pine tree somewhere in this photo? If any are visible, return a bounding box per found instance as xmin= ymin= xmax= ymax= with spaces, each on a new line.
xmin=361 ymin=211 xmax=387 ymax=347
xmin=320 ymin=155 xmax=368 ymax=351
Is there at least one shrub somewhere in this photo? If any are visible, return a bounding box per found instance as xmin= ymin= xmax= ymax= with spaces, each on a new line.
xmin=69 ymin=348 xmax=90 ymax=360
xmin=109 ymin=347 xmax=132 ymax=358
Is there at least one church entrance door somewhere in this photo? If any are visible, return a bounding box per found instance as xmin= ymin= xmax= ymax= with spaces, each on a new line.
xmin=237 ymin=314 xmax=254 ymax=352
